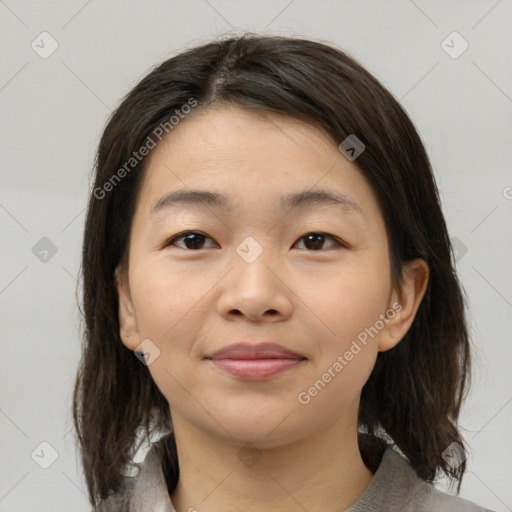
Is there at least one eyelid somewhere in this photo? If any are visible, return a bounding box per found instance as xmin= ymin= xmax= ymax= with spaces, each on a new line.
xmin=161 ymin=230 xmax=349 ymax=250
xmin=298 ymin=232 xmax=349 ymax=250
xmin=161 ymin=230 xmax=217 ymax=249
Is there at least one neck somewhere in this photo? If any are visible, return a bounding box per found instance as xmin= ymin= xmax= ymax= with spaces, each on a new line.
xmin=169 ymin=410 xmax=374 ymax=512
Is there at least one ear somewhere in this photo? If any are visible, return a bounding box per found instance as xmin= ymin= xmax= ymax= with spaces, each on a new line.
xmin=115 ymin=264 xmax=140 ymax=351
xmin=378 ymin=258 xmax=429 ymax=352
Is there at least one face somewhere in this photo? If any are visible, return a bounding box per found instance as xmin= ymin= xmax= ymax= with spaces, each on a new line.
xmin=116 ymin=104 xmax=427 ymax=448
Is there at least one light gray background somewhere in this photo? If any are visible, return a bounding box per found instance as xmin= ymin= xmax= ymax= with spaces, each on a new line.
xmin=0 ymin=1 xmax=511 ymax=511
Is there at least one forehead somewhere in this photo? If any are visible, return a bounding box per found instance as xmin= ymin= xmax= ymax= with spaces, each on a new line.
xmin=134 ymin=104 xmax=379 ymax=222
xmin=146 ymin=104 xmax=339 ymax=172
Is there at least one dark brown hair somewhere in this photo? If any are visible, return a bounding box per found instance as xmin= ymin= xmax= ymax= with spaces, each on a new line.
xmin=73 ymin=33 xmax=472 ymax=508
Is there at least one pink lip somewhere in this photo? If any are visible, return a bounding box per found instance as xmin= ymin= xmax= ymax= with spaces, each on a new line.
xmin=205 ymin=342 xmax=306 ymax=381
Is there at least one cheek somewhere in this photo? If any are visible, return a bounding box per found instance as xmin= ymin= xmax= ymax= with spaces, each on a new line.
xmin=128 ymin=263 xmax=208 ymax=406
xmin=129 ymin=260 xmax=211 ymax=340
xmin=295 ymin=277 xmax=384 ymax=416
xmin=307 ymin=259 xmax=390 ymax=345
xmin=299 ymin=258 xmax=389 ymax=391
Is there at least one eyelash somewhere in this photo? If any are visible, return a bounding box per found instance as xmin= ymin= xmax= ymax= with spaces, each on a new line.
xmin=162 ymin=230 xmax=348 ymax=251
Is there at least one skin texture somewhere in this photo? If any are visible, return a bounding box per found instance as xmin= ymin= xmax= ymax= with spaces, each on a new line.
xmin=116 ymin=104 xmax=429 ymax=512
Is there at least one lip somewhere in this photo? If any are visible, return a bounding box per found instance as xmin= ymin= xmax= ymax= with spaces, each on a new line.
xmin=205 ymin=342 xmax=305 ymax=361
xmin=205 ymin=342 xmax=306 ymax=381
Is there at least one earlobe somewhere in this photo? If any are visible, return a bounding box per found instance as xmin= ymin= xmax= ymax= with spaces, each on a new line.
xmin=378 ymin=258 xmax=429 ymax=352
xmin=115 ymin=265 xmax=140 ymax=351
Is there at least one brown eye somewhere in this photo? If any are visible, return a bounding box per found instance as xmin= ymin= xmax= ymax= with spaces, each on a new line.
xmin=164 ymin=231 xmax=218 ymax=250
xmin=163 ymin=231 xmax=345 ymax=251
xmin=294 ymin=232 xmax=344 ymax=251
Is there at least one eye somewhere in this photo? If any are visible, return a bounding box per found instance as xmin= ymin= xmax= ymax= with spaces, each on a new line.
xmin=293 ymin=232 xmax=345 ymax=251
xmin=162 ymin=230 xmax=346 ymax=251
xmin=163 ymin=231 xmax=218 ymax=250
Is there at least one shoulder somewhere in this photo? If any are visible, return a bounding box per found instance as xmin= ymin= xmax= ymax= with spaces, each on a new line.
xmin=418 ymin=483 xmax=495 ymax=512
xmin=93 ymin=441 xmax=175 ymax=512
xmin=94 ymin=476 xmax=135 ymax=512
xmin=349 ymin=446 xmax=495 ymax=512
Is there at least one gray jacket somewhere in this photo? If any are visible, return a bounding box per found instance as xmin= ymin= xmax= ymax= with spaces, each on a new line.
xmin=95 ymin=441 xmax=495 ymax=511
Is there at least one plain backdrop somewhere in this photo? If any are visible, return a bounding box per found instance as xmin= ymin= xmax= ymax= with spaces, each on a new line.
xmin=0 ymin=1 xmax=511 ymax=511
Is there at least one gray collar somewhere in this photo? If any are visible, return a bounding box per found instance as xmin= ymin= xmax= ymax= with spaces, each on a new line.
xmin=98 ymin=441 xmax=491 ymax=511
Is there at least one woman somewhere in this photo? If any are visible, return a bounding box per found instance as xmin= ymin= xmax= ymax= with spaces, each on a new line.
xmin=73 ymin=34 xmax=495 ymax=511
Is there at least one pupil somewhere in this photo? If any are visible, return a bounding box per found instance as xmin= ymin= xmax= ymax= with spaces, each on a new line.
xmin=181 ymin=233 xmax=326 ymax=250
xmin=185 ymin=234 xmax=204 ymax=249
xmin=307 ymin=233 xmax=323 ymax=250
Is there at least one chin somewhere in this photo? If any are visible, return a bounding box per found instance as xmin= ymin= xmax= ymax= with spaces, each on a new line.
xmin=210 ymin=412 xmax=311 ymax=449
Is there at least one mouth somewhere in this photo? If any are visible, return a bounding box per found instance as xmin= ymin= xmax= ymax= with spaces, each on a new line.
xmin=204 ymin=342 xmax=307 ymax=381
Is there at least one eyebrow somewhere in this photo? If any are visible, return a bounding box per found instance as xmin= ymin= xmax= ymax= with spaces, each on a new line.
xmin=150 ymin=188 xmax=363 ymax=217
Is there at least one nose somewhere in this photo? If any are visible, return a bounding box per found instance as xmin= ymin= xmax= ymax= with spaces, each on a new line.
xmin=216 ymin=242 xmax=294 ymax=322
